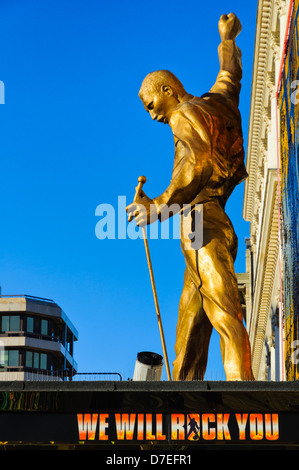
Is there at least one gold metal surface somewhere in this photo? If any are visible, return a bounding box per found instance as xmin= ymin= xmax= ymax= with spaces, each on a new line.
xmin=127 ymin=13 xmax=254 ymax=381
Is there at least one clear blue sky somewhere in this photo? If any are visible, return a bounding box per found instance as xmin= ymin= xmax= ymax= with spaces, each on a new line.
xmin=0 ymin=0 xmax=258 ymax=380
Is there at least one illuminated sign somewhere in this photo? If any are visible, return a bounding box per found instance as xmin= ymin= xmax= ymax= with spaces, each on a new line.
xmin=0 ymin=410 xmax=287 ymax=445
xmin=76 ymin=412 xmax=279 ymax=443
xmin=0 ymin=382 xmax=299 ymax=447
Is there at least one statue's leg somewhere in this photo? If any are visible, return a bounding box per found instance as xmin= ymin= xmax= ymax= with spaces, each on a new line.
xmin=180 ymin=201 xmax=254 ymax=381
xmin=196 ymin=239 xmax=254 ymax=380
xmin=173 ymin=267 xmax=213 ymax=381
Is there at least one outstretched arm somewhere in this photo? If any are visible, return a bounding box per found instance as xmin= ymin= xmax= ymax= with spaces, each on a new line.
xmin=209 ymin=13 xmax=242 ymax=104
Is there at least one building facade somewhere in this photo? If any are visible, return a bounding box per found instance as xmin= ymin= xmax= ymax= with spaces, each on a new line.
xmin=0 ymin=295 xmax=78 ymax=380
xmin=278 ymin=0 xmax=299 ymax=381
xmin=244 ymin=0 xmax=299 ymax=380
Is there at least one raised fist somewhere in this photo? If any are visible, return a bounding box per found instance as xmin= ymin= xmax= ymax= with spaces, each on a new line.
xmin=219 ymin=13 xmax=241 ymax=41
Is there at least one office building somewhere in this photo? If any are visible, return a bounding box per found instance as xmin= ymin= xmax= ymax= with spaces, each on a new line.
xmin=0 ymin=295 xmax=78 ymax=380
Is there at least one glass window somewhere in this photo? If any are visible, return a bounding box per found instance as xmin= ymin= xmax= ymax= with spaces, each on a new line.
xmin=8 ymin=350 xmax=19 ymax=367
xmin=33 ymin=352 xmax=39 ymax=369
xmin=41 ymin=319 xmax=48 ymax=336
xmin=1 ymin=316 xmax=9 ymax=332
xmin=2 ymin=350 xmax=8 ymax=366
xmin=27 ymin=317 xmax=34 ymax=333
xmin=40 ymin=353 xmax=47 ymax=370
xmin=26 ymin=351 xmax=33 ymax=367
xmin=1 ymin=316 xmax=20 ymax=332
xmin=10 ymin=316 xmax=20 ymax=332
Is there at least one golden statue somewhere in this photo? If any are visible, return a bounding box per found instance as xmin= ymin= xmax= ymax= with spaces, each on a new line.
xmin=127 ymin=13 xmax=254 ymax=381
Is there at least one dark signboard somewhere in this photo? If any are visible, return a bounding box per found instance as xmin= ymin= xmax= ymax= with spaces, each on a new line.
xmin=0 ymin=410 xmax=284 ymax=443
xmin=0 ymin=381 xmax=299 ymax=449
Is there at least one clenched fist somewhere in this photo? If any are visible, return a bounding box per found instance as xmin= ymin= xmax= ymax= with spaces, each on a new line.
xmin=219 ymin=13 xmax=242 ymax=41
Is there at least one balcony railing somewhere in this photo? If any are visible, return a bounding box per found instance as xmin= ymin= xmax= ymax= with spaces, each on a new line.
xmin=0 ymin=369 xmax=123 ymax=381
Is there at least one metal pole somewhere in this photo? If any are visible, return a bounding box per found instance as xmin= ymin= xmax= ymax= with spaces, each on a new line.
xmin=128 ymin=176 xmax=172 ymax=381
xmin=141 ymin=226 xmax=172 ymax=381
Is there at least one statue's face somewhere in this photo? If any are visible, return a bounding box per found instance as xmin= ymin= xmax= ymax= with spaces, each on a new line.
xmin=140 ymin=84 xmax=178 ymax=124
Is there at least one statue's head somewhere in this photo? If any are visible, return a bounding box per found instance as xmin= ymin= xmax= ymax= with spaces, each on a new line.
xmin=139 ymin=70 xmax=186 ymax=124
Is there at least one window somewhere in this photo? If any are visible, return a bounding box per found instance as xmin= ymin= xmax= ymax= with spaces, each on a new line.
xmin=10 ymin=316 xmax=20 ymax=331
xmin=1 ymin=316 xmax=9 ymax=332
xmin=8 ymin=350 xmax=19 ymax=366
xmin=24 ymin=317 xmax=50 ymax=336
xmin=40 ymin=353 xmax=47 ymax=370
xmin=2 ymin=350 xmax=19 ymax=367
xmin=25 ymin=351 xmax=33 ymax=367
xmin=27 ymin=317 xmax=34 ymax=333
xmin=41 ymin=319 xmax=48 ymax=336
xmin=1 ymin=350 xmax=7 ymax=367
xmin=33 ymin=352 xmax=39 ymax=369
xmin=1 ymin=315 xmax=20 ymax=332
xmin=25 ymin=351 xmax=48 ymax=371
